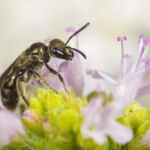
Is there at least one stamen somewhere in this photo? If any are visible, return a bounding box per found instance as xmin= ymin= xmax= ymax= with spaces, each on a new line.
xmin=134 ymin=35 xmax=149 ymax=71
xmin=117 ymin=36 xmax=127 ymax=77
xmin=141 ymin=58 xmax=150 ymax=68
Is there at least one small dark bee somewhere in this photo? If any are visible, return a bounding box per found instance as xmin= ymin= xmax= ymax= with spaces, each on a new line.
xmin=0 ymin=23 xmax=90 ymax=110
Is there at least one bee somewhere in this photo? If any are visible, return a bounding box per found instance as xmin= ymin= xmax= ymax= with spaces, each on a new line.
xmin=0 ymin=23 xmax=90 ymax=110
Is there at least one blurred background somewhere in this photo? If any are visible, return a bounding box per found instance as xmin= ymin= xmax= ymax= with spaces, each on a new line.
xmin=1 ymin=0 xmax=150 ymax=146
xmin=0 ymin=0 xmax=150 ymax=99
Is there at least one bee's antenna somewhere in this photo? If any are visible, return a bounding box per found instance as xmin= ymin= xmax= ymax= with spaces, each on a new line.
xmin=65 ymin=22 xmax=90 ymax=46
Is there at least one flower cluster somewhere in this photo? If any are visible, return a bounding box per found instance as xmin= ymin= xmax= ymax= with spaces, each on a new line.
xmin=83 ymin=35 xmax=150 ymax=149
xmin=2 ymin=88 xmax=87 ymax=150
xmin=2 ymin=89 xmax=150 ymax=150
xmin=1 ymin=33 xmax=150 ymax=150
xmin=88 ymin=35 xmax=150 ymax=104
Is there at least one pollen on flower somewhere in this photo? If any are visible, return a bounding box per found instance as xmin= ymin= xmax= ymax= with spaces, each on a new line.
xmin=123 ymin=53 xmax=130 ymax=58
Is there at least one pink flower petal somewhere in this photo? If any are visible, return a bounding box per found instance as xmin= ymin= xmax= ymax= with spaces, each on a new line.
xmin=137 ymin=84 xmax=150 ymax=98
xmin=81 ymin=128 xmax=106 ymax=144
xmin=123 ymin=54 xmax=133 ymax=75
xmin=104 ymin=121 xmax=133 ymax=145
xmin=142 ymin=128 xmax=150 ymax=147
xmin=0 ymin=110 xmax=24 ymax=146
xmin=87 ymin=69 xmax=117 ymax=84
xmin=59 ymin=53 xmax=84 ymax=96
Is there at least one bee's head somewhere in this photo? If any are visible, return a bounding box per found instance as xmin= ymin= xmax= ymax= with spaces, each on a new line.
xmin=48 ymin=39 xmax=74 ymax=60
xmin=48 ymin=23 xmax=90 ymax=60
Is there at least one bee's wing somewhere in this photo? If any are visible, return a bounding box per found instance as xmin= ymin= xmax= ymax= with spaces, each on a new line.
xmin=0 ymin=60 xmax=17 ymax=89
xmin=0 ymin=50 xmax=30 ymax=89
xmin=0 ymin=42 xmax=45 ymax=89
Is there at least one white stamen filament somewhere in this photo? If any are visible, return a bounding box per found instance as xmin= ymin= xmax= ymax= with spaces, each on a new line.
xmin=134 ymin=39 xmax=145 ymax=71
xmin=97 ymin=70 xmax=117 ymax=85
xmin=134 ymin=37 xmax=149 ymax=72
xmin=120 ymin=40 xmax=125 ymax=78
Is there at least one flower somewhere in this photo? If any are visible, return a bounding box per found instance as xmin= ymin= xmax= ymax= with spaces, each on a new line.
xmin=41 ymin=26 xmax=85 ymax=96
xmin=81 ymin=35 xmax=150 ymax=146
xmin=87 ymin=35 xmax=150 ymax=106
xmin=121 ymin=104 xmax=150 ymax=149
xmin=81 ymin=97 xmax=133 ymax=145
xmin=0 ymin=109 xmax=24 ymax=147
xmin=22 ymin=109 xmax=43 ymax=135
xmin=142 ymin=128 xmax=150 ymax=147
xmin=23 ymin=110 xmax=41 ymax=124
xmin=2 ymin=88 xmax=88 ymax=150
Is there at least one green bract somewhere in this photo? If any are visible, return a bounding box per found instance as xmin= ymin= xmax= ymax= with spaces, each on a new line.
xmin=3 ymin=89 xmax=89 ymax=150
xmin=118 ymin=101 xmax=150 ymax=150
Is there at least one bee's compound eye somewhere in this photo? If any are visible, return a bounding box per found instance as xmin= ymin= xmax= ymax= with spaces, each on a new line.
xmin=52 ymin=48 xmax=64 ymax=55
xmin=52 ymin=48 xmax=56 ymax=52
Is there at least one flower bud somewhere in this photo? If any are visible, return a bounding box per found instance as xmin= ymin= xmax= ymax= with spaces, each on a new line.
xmin=29 ymin=96 xmax=42 ymax=112
xmin=22 ymin=110 xmax=43 ymax=135
xmin=43 ymin=119 xmax=51 ymax=132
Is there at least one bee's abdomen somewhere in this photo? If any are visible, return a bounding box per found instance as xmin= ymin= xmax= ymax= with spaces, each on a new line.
xmin=1 ymin=77 xmax=18 ymax=110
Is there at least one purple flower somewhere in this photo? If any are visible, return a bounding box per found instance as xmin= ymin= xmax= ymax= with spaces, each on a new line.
xmin=23 ymin=110 xmax=40 ymax=123
xmin=0 ymin=109 xmax=24 ymax=147
xmin=142 ymin=128 xmax=150 ymax=147
xmin=88 ymin=35 xmax=150 ymax=105
xmin=41 ymin=26 xmax=85 ymax=96
xmin=81 ymin=98 xmax=133 ymax=144
xmin=81 ymin=35 xmax=150 ymax=145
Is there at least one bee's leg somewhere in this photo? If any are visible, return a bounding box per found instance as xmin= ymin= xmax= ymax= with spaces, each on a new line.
xmin=28 ymin=70 xmax=55 ymax=91
xmin=45 ymin=63 xmax=68 ymax=93
xmin=16 ymin=78 xmax=29 ymax=106
xmin=32 ymin=71 xmax=50 ymax=87
xmin=22 ymin=71 xmax=32 ymax=82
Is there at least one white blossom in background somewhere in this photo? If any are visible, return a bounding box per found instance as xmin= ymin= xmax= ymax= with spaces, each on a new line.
xmin=81 ymin=98 xmax=133 ymax=144
xmin=82 ymin=35 xmax=150 ymax=145
xmin=87 ymin=35 xmax=150 ymax=106
xmin=0 ymin=109 xmax=24 ymax=147
xmin=142 ymin=128 xmax=150 ymax=147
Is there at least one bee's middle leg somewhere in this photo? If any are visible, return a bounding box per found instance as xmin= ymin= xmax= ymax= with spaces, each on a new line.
xmin=28 ymin=70 xmax=57 ymax=93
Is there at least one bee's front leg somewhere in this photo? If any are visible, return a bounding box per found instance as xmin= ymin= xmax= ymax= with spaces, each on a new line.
xmin=45 ymin=63 xmax=68 ymax=94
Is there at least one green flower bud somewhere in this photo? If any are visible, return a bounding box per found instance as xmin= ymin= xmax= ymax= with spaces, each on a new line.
xmin=22 ymin=110 xmax=43 ymax=135
xmin=136 ymin=121 xmax=150 ymax=136
xmin=57 ymin=109 xmax=81 ymax=131
xmin=128 ymin=135 xmax=150 ymax=150
xmin=29 ymin=96 xmax=42 ymax=112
